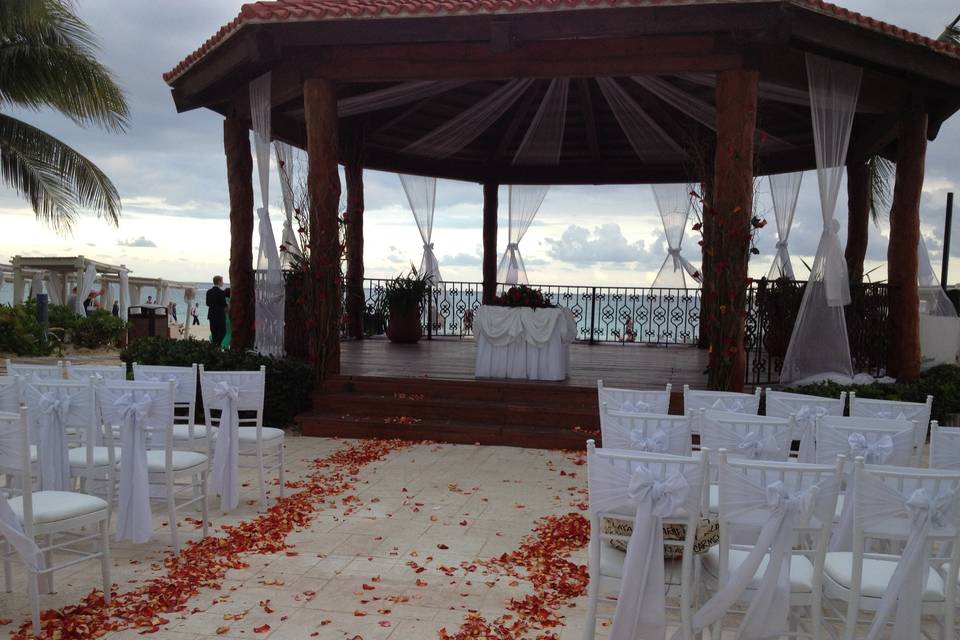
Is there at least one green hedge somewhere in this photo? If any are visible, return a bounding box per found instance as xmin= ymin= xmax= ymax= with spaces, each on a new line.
xmin=119 ymin=337 xmax=314 ymax=429
xmin=792 ymin=364 xmax=960 ymax=424
xmin=0 ymin=302 xmax=56 ymax=356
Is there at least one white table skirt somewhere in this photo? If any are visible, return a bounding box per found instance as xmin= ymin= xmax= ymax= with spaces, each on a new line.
xmin=474 ymin=306 xmax=576 ymax=381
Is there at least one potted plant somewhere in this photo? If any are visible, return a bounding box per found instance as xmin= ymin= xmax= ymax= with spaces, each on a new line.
xmin=377 ymin=267 xmax=431 ymax=344
xmin=756 ymin=277 xmax=805 ymax=358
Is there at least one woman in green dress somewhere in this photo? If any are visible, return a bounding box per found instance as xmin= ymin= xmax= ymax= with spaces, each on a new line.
xmin=221 ymin=288 xmax=231 ymax=348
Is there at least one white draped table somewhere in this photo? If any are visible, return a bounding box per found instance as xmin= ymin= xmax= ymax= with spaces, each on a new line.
xmin=474 ymin=305 xmax=576 ymax=381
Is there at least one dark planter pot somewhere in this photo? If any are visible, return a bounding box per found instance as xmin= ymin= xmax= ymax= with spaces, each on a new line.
xmin=386 ymin=306 xmax=422 ymax=344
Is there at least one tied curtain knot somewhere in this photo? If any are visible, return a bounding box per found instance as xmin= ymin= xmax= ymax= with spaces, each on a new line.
xmin=629 ymin=429 xmax=670 ymax=454
xmin=423 ymin=242 xmax=434 ymax=251
xmin=667 ymin=247 xmax=683 ymax=272
xmin=847 ymin=432 xmax=894 ymax=465
xmin=775 ymin=240 xmax=789 ymax=250
xmin=738 ymin=431 xmax=780 ymax=459
xmin=627 ymin=467 xmax=689 ymax=517
xmin=507 ymin=243 xmax=520 ymax=251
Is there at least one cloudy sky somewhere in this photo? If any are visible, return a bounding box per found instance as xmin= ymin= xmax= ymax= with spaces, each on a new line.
xmin=2 ymin=1 xmax=959 ymax=287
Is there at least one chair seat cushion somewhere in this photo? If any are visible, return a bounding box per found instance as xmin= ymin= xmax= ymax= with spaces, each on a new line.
xmin=172 ymin=424 xmax=218 ymax=440
xmin=68 ymin=446 xmax=121 ymax=467
xmin=146 ymin=450 xmax=207 ymax=472
xmin=9 ymin=491 xmax=108 ymax=525
xmin=29 ymin=445 xmax=37 ymax=463
xmin=702 ymin=546 xmax=814 ymax=593
xmin=709 ymin=484 xmax=718 ymax=513
xmin=237 ymin=426 xmax=284 ymax=443
xmin=600 ymin=543 xmax=626 ymax=579
xmin=823 ymin=552 xmax=945 ymax=601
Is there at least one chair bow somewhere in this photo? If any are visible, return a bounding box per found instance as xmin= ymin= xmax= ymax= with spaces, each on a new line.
xmin=738 ymin=431 xmax=779 ymax=460
xmin=35 ymin=390 xmax=73 ymax=490
xmin=38 ymin=391 xmax=72 ymax=421
xmin=628 ymin=428 xmax=670 ymax=454
xmin=114 ymin=391 xmax=154 ymax=544
xmin=793 ymin=405 xmax=827 ymax=428
xmin=114 ymin=392 xmax=152 ymax=422
xmin=875 ymin=410 xmax=908 ymax=421
xmin=712 ymin=398 xmax=745 ymax=412
xmin=621 ymin=399 xmax=651 ymax=413
xmin=905 ymin=488 xmax=953 ymax=529
xmin=210 ymin=380 xmax=241 ymax=511
xmin=766 ymin=481 xmax=817 ymax=524
xmin=847 ymin=432 xmax=894 ymax=464
xmin=627 ymin=466 xmax=689 ymax=517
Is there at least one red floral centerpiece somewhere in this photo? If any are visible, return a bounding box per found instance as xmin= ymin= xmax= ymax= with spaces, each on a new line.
xmin=490 ymin=285 xmax=555 ymax=309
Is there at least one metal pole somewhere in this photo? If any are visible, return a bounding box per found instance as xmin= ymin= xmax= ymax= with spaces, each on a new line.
xmin=589 ymin=287 xmax=597 ymax=345
xmin=427 ymin=285 xmax=433 ymax=340
xmin=941 ymin=192 xmax=954 ymax=290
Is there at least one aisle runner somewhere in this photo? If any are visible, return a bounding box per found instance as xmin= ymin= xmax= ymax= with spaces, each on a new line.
xmin=11 ymin=439 xmax=412 ymax=640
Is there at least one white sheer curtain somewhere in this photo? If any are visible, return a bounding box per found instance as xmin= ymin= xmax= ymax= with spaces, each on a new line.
xmin=780 ymin=55 xmax=861 ymax=384
xmin=651 ymin=184 xmax=700 ymax=288
xmin=498 ymin=185 xmax=548 ymax=284
xmin=250 ymin=72 xmax=285 ymax=357
xmin=767 ymin=172 xmax=804 ymax=279
xmin=77 ymin=263 xmax=96 ymax=315
xmin=596 ymin=77 xmax=684 ymax=163
xmin=338 ymin=80 xmax=465 ymax=118
xmin=918 ymin=236 xmax=956 ymax=317
xmin=118 ymin=267 xmax=130 ymax=320
xmin=274 ymin=142 xmax=301 ymax=268
xmin=158 ymin=281 xmax=170 ymax=307
xmin=399 ymin=174 xmax=441 ymax=282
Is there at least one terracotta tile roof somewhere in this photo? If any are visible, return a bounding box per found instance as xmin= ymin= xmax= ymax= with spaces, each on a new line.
xmin=163 ymin=0 xmax=960 ymax=83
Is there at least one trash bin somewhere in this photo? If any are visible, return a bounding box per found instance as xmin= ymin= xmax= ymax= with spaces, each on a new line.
xmin=127 ymin=305 xmax=168 ymax=342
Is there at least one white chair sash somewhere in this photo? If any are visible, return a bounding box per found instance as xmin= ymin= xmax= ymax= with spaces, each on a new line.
xmin=792 ymin=405 xmax=829 ymax=462
xmin=31 ymin=389 xmax=73 ymax=491
xmin=209 ymin=381 xmax=240 ymax=511
xmin=113 ymin=392 xmax=154 ymax=543
xmin=846 ymin=432 xmax=894 ymax=465
xmin=0 ymin=415 xmax=47 ymax=589
xmin=852 ymin=471 xmax=959 ymax=640
xmin=621 ymin=400 xmax=652 ymax=413
xmin=931 ymin=427 xmax=960 ymax=470
xmin=590 ymin=460 xmax=703 ymax=640
xmin=601 ymin=413 xmax=690 ymax=457
xmin=630 ymin=429 xmax=670 ymax=453
xmin=712 ymin=397 xmax=746 ymax=413
xmin=693 ymin=468 xmax=839 ymax=639
xmin=700 ymin=416 xmax=792 ymax=462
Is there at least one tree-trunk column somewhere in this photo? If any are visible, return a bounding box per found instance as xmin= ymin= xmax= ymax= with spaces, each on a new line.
xmin=698 ymin=145 xmax=716 ymax=349
xmin=304 ymin=78 xmax=342 ymax=377
xmin=709 ymin=69 xmax=758 ymax=391
xmin=482 ymin=181 xmax=499 ymax=305
xmin=845 ymin=160 xmax=871 ymax=285
xmin=344 ymin=129 xmax=365 ymax=340
xmin=887 ymin=104 xmax=927 ymax=382
xmin=224 ymin=115 xmax=255 ymax=351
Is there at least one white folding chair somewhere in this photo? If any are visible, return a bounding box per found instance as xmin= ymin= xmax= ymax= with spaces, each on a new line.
xmin=0 ymin=376 xmax=22 ymax=414
xmin=65 ymin=363 xmax=126 ymax=382
xmin=930 ymin=421 xmax=960 ymax=470
xmin=4 ymin=360 xmax=64 ymax=382
xmin=200 ymin=366 xmax=285 ymax=511
xmin=96 ymin=380 xmax=208 ymax=552
xmin=597 ymin=380 xmax=672 ymax=414
xmin=683 ymin=385 xmax=761 ymax=435
xmin=823 ymin=461 xmax=960 ymax=640
xmin=849 ymin=392 xmax=933 ymax=454
xmin=0 ymin=408 xmax=111 ymax=634
xmin=583 ymin=441 xmax=708 ymax=640
xmin=132 ymin=363 xmax=213 ymax=458
xmin=599 ymin=405 xmax=691 ymax=455
xmin=816 ymin=415 xmax=916 ymax=468
xmin=696 ymin=453 xmax=843 ymax=640
xmin=765 ymin=388 xmax=847 ymax=463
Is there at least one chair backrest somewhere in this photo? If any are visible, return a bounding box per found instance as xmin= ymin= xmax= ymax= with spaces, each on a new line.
xmin=0 ymin=376 xmax=22 ymax=414
xmin=597 ymin=380 xmax=671 ymax=415
xmin=21 ymin=378 xmax=97 ymax=489
xmin=0 ymin=408 xmax=34 ymax=531
xmin=815 ymin=417 xmax=914 ymax=468
xmin=849 ymin=392 xmax=933 ymax=449
xmin=683 ymin=385 xmax=761 ymax=434
xmin=5 ymin=360 xmax=63 ymax=381
xmin=929 ymin=421 xmax=960 ymax=470
xmin=199 ymin=366 xmax=266 ymax=429
xmin=95 ymin=379 xmax=176 ymax=451
xmin=65 ymin=363 xmax=127 ymax=381
xmin=598 ymin=407 xmax=691 ymax=455
xmin=699 ymin=410 xmax=793 ymax=464
xmin=764 ymin=389 xmax=847 ymax=462
xmin=21 ymin=378 xmax=97 ymax=434
xmin=132 ymin=363 xmax=198 ymax=422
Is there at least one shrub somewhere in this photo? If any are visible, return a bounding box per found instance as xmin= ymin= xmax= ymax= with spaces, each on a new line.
xmin=71 ymin=309 xmax=126 ymax=348
xmin=120 ymin=337 xmax=314 ymax=429
xmin=0 ymin=302 xmax=56 ymax=356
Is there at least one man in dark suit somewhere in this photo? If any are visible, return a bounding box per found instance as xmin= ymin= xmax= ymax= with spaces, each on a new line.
xmin=206 ymin=275 xmax=228 ymax=347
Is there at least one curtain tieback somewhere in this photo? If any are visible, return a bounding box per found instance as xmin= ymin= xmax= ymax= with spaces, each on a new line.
xmin=775 ymin=240 xmax=789 ymax=249
xmin=507 ymin=243 xmax=520 ymax=251
xmin=423 ymin=243 xmax=435 ymax=251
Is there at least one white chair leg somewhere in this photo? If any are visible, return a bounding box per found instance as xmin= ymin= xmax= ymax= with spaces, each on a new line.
xmin=44 ymin=534 xmax=54 ymax=594
xmin=278 ymin=442 xmax=285 ymax=498
xmin=2 ymin=539 xmax=11 ymax=592
xmin=200 ymin=471 xmax=209 ymax=540
xmin=28 ymin=570 xmax=40 ymax=636
xmin=581 ymin=540 xmax=599 ymax=640
xmin=256 ymin=449 xmax=267 ymax=507
xmin=167 ymin=476 xmax=179 ymax=554
xmin=99 ymin=519 xmax=112 ymax=604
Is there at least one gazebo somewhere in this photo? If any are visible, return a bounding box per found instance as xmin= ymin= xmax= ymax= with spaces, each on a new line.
xmin=165 ymin=0 xmax=960 ymax=392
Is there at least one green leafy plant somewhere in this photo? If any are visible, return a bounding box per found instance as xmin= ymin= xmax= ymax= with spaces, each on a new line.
xmin=375 ymin=266 xmax=431 ymax=317
xmin=0 ymin=302 xmax=56 ymax=356
xmin=71 ymin=309 xmax=126 ymax=348
xmin=120 ymin=337 xmax=314 ymax=429
xmin=490 ymin=285 xmax=555 ymax=308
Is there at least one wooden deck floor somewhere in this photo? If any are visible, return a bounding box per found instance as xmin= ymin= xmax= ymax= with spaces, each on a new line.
xmin=339 ymin=336 xmax=708 ymax=389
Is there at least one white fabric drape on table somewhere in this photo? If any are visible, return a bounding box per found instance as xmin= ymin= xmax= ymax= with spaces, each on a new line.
xmin=0 ymin=414 xmax=47 ymax=586
xmin=77 ymin=263 xmax=97 ymax=315
xmin=405 ymin=79 xmax=534 ymax=158
xmin=692 ymin=467 xmax=840 ymax=639
xmin=251 ymin=72 xmax=286 ymax=358
xmin=651 ymin=184 xmax=700 ymax=288
xmin=207 ymin=380 xmax=241 ymax=512
xmin=589 ymin=456 xmax=704 ymax=640
xmin=767 ymin=172 xmax=804 ymax=279
xmin=399 ymin=174 xmax=441 ymax=283
xmin=780 ymin=55 xmax=861 ymax=384
xmin=274 ymin=142 xmax=301 ymax=268
xmin=23 ymin=383 xmax=92 ymax=491
xmin=497 ymin=185 xmax=548 ymax=285
xmin=474 ymin=307 xmax=576 ymax=380
xmin=599 ymin=412 xmax=691 ymax=456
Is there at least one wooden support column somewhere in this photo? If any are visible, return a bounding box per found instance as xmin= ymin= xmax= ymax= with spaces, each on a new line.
xmin=845 ymin=160 xmax=871 ymax=285
xmin=224 ymin=115 xmax=255 ymax=351
xmin=482 ymin=181 xmax=499 ymax=304
xmin=304 ymin=78 xmax=342 ymax=376
xmin=708 ymin=68 xmax=758 ymax=391
xmin=887 ymin=103 xmax=927 ymax=382
xmin=344 ymin=128 xmax=365 ymax=340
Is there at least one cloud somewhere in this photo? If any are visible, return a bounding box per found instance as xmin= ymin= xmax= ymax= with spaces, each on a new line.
xmin=440 ymin=252 xmax=481 ymax=266
xmin=545 ymin=224 xmax=658 ymax=266
xmin=119 ymin=236 xmax=157 ymax=248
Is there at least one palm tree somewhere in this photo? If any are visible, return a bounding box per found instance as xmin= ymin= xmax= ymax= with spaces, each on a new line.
xmin=939 ymin=14 xmax=960 ymax=45
xmin=1 ymin=0 xmax=128 ymax=232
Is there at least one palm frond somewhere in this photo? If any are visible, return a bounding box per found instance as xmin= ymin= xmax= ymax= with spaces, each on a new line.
xmin=0 ymin=0 xmax=128 ymax=131
xmin=938 ymin=14 xmax=960 ymax=45
xmin=0 ymin=113 xmax=121 ymax=232
xmin=866 ymin=155 xmax=895 ymax=225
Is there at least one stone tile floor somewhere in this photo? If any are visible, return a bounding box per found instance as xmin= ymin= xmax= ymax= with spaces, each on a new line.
xmin=0 ymin=436 xmax=949 ymax=639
